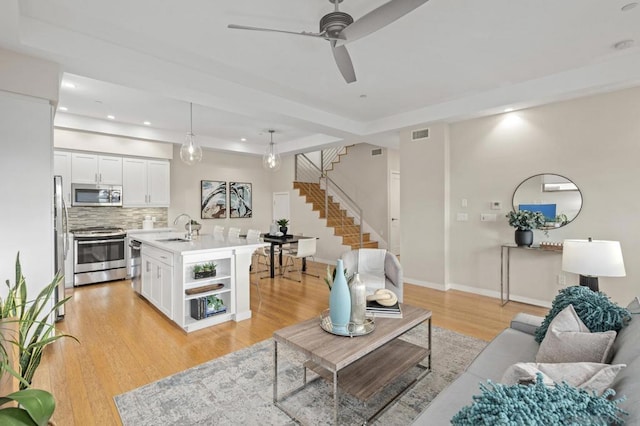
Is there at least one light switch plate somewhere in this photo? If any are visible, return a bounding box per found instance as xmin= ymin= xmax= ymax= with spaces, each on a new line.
xmin=481 ymin=213 xmax=497 ymax=222
xmin=456 ymin=213 xmax=468 ymax=221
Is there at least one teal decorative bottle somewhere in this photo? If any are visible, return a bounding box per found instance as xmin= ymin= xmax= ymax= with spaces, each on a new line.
xmin=329 ymin=259 xmax=351 ymax=334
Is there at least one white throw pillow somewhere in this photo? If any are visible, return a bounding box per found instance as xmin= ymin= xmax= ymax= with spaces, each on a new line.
xmin=536 ymin=304 xmax=617 ymax=363
xmin=502 ymin=362 xmax=626 ymax=395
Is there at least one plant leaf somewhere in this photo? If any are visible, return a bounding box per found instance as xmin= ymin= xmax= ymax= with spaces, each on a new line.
xmin=1 ymin=389 xmax=55 ymax=426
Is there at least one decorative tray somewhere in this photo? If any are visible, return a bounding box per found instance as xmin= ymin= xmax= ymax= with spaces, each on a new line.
xmin=319 ymin=309 xmax=375 ymax=337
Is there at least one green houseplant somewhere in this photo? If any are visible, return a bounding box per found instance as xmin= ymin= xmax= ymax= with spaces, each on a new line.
xmin=276 ymin=218 xmax=289 ymax=235
xmin=506 ymin=210 xmax=546 ymax=247
xmin=193 ymin=262 xmax=216 ymax=279
xmin=1 ymin=253 xmax=77 ymax=425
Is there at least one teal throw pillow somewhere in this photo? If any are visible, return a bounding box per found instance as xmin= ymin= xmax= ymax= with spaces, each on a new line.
xmin=451 ymin=373 xmax=627 ymax=426
xmin=535 ymin=286 xmax=631 ymax=343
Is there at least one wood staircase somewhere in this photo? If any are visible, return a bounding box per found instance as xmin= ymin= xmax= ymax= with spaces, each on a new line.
xmin=293 ymin=181 xmax=378 ymax=249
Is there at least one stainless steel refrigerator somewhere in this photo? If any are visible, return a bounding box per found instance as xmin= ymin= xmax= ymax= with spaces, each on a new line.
xmin=53 ymin=175 xmax=69 ymax=320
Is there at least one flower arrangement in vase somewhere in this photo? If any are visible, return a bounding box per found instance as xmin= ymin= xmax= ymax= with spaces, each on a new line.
xmin=506 ymin=209 xmax=546 ymax=247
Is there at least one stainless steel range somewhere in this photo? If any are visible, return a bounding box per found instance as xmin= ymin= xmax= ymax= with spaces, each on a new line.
xmin=72 ymin=226 xmax=127 ymax=286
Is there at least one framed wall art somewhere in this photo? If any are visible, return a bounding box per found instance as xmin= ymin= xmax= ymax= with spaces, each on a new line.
xmin=229 ymin=182 xmax=252 ymax=218
xmin=201 ymin=180 xmax=227 ymax=219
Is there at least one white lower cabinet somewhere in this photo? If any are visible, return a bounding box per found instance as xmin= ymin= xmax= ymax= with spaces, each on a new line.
xmin=140 ymin=244 xmax=235 ymax=332
xmin=141 ymin=245 xmax=174 ymax=318
xmin=177 ymin=251 xmax=235 ymax=333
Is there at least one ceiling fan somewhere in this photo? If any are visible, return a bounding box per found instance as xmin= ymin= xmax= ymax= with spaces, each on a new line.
xmin=228 ymin=0 xmax=429 ymax=84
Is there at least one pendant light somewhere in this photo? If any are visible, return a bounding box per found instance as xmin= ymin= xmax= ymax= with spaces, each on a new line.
xmin=180 ymin=102 xmax=203 ymax=165
xmin=262 ymin=129 xmax=281 ymax=171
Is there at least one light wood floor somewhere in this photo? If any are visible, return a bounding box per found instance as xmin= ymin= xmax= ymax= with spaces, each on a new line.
xmin=34 ymin=262 xmax=547 ymax=425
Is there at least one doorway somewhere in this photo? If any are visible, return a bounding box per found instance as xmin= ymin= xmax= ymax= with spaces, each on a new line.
xmin=389 ymin=171 xmax=401 ymax=255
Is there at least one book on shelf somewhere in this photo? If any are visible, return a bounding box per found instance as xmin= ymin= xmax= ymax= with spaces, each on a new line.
xmin=190 ymin=296 xmax=227 ymax=320
xmin=365 ymin=300 xmax=403 ymax=318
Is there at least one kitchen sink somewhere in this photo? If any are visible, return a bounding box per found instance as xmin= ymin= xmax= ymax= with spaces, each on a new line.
xmin=156 ymin=238 xmax=191 ymax=242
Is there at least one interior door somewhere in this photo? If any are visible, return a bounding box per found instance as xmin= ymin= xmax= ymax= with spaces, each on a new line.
xmin=273 ymin=192 xmax=290 ymax=227
xmin=389 ymin=171 xmax=401 ymax=255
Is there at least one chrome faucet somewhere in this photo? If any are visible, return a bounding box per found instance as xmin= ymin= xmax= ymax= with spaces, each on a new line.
xmin=173 ymin=213 xmax=193 ymax=240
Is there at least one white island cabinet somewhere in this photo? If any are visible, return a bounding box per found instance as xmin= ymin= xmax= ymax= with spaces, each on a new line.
xmin=134 ymin=233 xmax=266 ymax=333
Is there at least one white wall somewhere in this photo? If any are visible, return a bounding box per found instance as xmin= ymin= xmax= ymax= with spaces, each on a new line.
xmin=169 ymin=146 xmax=273 ymax=234
xmin=54 ymin=129 xmax=173 ymax=159
xmin=402 ymin=86 xmax=640 ymax=305
xmin=400 ymin=123 xmax=449 ymax=288
xmin=0 ymin=91 xmax=54 ymax=298
xmin=329 ymin=144 xmax=391 ymax=244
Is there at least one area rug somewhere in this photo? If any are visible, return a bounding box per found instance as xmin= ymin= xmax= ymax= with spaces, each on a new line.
xmin=114 ymin=325 xmax=486 ymax=425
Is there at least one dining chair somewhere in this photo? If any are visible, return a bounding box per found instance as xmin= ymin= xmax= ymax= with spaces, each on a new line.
xmin=228 ymin=227 xmax=241 ymax=239
xmin=213 ymin=225 xmax=225 ymax=240
xmin=282 ymin=238 xmax=319 ymax=282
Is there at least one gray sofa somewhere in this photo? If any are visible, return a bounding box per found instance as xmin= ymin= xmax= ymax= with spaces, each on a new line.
xmin=413 ymin=311 xmax=640 ymax=425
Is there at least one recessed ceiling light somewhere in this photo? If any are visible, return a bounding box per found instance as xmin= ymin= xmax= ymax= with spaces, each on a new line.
xmin=58 ymin=106 xmax=68 ymax=111
xmin=241 ymin=138 xmax=247 ymax=142
xmin=62 ymin=82 xmax=76 ymax=89
xmin=143 ymin=121 xmax=151 ymax=126
xmin=107 ymin=115 xmax=115 ymax=120
xmin=622 ymin=2 xmax=638 ymax=11
xmin=504 ymin=108 xmax=514 ymax=113
xmin=613 ymin=39 xmax=635 ymax=50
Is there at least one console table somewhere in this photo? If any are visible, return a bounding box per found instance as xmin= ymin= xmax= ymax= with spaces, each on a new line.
xmin=500 ymin=244 xmax=563 ymax=306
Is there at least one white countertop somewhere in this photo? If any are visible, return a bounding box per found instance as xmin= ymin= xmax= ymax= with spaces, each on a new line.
xmin=132 ymin=232 xmax=268 ymax=255
xmin=127 ymin=227 xmax=175 ymax=234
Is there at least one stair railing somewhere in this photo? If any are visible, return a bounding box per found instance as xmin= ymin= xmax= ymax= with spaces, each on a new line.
xmin=296 ymin=153 xmax=364 ymax=248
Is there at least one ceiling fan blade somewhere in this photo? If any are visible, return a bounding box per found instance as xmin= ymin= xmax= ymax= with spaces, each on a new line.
xmin=228 ymin=24 xmax=340 ymax=41
xmin=336 ymin=0 xmax=429 ymax=46
xmin=331 ymin=42 xmax=356 ymax=84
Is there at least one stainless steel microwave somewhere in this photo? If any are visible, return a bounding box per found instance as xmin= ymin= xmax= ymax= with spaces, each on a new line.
xmin=71 ymin=184 xmax=122 ymax=207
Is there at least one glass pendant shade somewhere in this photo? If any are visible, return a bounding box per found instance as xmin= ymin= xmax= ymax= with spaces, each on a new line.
xmin=262 ymin=130 xmax=281 ymax=171
xmin=179 ymin=103 xmax=203 ymax=165
xmin=180 ymin=132 xmax=203 ymax=165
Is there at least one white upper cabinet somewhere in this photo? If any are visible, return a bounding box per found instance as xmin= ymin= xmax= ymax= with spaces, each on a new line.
xmin=122 ymin=158 xmax=170 ymax=207
xmin=71 ymin=153 xmax=122 ymax=185
xmin=53 ymin=151 xmax=72 ymax=205
xmin=147 ymin=160 xmax=171 ymax=206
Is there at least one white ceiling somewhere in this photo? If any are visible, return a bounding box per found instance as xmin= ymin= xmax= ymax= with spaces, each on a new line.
xmin=1 ymin=0 xmax=640 ymax=156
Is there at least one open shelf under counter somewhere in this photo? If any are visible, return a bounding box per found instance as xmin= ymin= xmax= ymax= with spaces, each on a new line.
xmin=183 ymin=311 xmax=235 ymax=333
xmin=184 ymin=286 xmax=231 ymax=301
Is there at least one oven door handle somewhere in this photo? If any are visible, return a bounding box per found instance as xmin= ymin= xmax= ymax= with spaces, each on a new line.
xmin=77 ymin=239 xmax=125 ymax=245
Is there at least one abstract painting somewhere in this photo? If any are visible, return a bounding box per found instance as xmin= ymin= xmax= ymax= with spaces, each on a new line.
xmin=229 ymin=182 xmax=252 ymax=218
xmin=201 ymin=180 xmax=227 ymax=219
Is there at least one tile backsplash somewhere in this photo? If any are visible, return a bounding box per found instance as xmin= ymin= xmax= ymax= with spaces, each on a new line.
xmin=68 ymin=207 xmax=168 ymax=230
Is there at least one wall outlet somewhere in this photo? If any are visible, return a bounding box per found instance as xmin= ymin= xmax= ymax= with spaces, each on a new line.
xmin=557 ymin=273 xmax=566 ymax=286
xmin=461 ymin=198 xmax=468 ymax=208
xmin=456 ymin=213 xmax=468 ymax=221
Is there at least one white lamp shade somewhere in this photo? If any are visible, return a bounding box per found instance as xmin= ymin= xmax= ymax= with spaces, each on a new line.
xmin=562 ymin=239 xmax=626 ymax=277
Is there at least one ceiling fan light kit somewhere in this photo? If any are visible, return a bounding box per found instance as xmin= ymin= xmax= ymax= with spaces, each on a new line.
xmin=228 ymin=0 xmax=429 ymax=84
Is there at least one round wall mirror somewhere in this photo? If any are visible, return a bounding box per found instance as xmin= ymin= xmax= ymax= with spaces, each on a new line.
xmin=512 ymin=174 xmax=582 ymax=230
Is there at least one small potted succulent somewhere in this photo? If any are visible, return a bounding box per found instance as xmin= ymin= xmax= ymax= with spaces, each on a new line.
xmin=193 ymin=262 xmax=216 ymax=279
xmin=506 ymin=210 xmax=546 ymax=247
xmin=276 ymin=218 xmax=289 ymax=235
xmin=205 ymin=295 xmax=226 ymax=316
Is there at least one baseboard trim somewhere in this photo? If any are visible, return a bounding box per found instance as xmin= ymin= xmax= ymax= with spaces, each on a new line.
xmin=234 ymin=311 xmax=252 ymax=322
xmin=405 ymin=278 xmax=551 ymax=308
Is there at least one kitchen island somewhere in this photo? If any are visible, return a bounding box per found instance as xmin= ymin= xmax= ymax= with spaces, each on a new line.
xmin=132 ymin=232 xmax=267 ymax=332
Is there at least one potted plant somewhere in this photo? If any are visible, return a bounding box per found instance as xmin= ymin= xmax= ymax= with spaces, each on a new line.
xmin=205 ymin=295 xmax=226 ymax=316
xmin=276 ymin=218 xmax=289 ymax=235
xmin=1 ymin=253 xmax=77 ymax=425
xmin=193 ymin=262 xmax=216 ymax=279
xmin=506 ymin=210 xmax=546 ymax=247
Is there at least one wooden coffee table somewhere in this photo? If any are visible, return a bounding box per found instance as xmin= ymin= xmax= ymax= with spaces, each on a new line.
xmin=273 ymin=304 xmax=432 ymax=424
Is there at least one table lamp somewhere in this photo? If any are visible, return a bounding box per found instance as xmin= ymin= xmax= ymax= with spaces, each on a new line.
xmin=562 ymin=238 xmax=626 ymax=292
